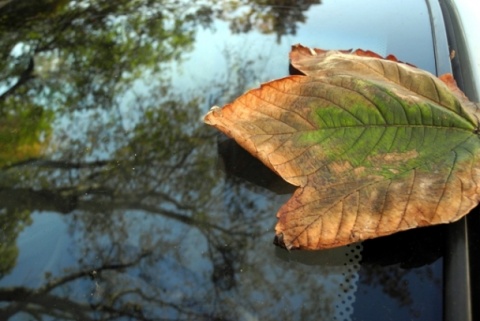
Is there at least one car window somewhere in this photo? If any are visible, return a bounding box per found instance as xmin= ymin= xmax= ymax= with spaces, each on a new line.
xmin=0 ymin=0 xmax=446 ymax=320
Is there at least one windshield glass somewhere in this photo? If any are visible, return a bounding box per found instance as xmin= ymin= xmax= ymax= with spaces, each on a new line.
xmin=0 ymin=0 xmax=442 ymax=320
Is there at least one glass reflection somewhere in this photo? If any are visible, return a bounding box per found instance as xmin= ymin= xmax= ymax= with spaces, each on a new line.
xmin=0 ymin=0 xmax=442 ymax=320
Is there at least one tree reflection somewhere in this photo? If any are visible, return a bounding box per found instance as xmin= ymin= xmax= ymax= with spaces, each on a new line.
xmin=0 ymin=251 xmax=151 ymax=320
xmin=0 ymin=1 xmax=331 ymax=316
xmin=217 ymin=0 xmax=321 ymax=42
xmin=0 ymin=0 xmax=201 ymax=111
xmin=0 ymin=79 xmax=337 ymax=319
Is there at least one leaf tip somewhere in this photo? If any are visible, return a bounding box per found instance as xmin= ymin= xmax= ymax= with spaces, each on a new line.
xmin=203 ymin=105 xmax=222 ymax=125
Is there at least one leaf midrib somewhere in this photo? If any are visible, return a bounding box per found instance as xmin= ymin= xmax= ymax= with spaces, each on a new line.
xmin=256 ymin=124 xmax=476 ymax=136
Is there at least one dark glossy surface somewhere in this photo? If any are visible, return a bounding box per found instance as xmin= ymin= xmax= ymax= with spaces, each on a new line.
xmin=0 ymin=0 xmax=443 ymax=320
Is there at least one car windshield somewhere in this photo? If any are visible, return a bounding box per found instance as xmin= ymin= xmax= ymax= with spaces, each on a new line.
xmin=0 ymin=0 xmax=445 ymax=320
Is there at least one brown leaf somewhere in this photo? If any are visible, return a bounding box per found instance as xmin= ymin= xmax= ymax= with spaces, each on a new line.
xmin=204 ymin=45 xmax=480 ymax=250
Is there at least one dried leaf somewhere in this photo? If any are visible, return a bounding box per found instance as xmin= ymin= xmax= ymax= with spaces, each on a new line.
xmin=204 ymin=44 xmax=480 ymax=250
